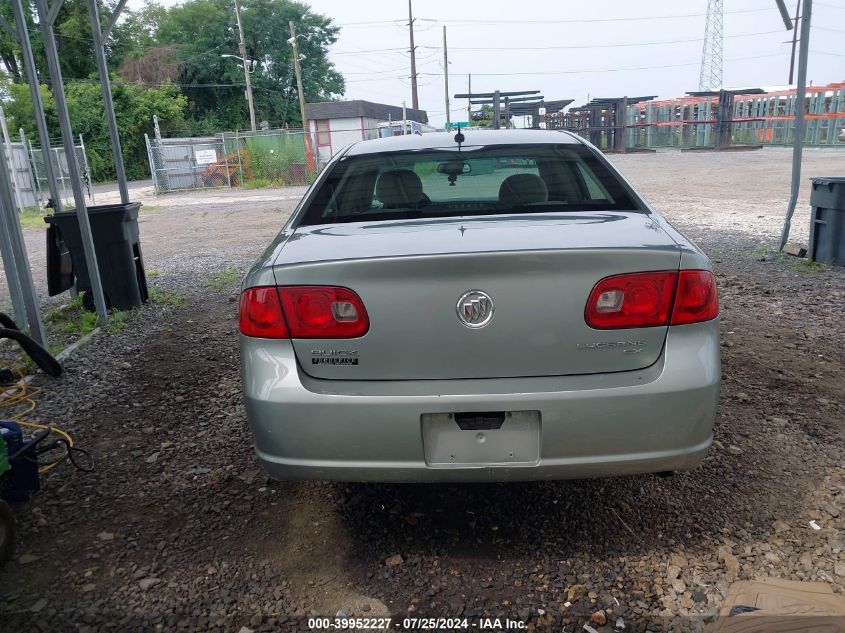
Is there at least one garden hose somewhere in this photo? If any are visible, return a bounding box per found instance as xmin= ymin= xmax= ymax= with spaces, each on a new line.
xmin=0 ymin=364 xmax=93 ymax=474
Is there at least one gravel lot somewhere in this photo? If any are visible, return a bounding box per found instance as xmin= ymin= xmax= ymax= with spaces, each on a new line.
xmin=1 ymin=147 xmax=844 ymax=632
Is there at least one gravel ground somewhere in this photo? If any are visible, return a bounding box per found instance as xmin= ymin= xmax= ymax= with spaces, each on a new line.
xmin=0 ymin=147 xmax=844 ymax=632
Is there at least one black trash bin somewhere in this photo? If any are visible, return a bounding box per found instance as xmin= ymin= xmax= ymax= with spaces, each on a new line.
xmin=809 ymin=177 xmax=845 ymax=266
xmin=44 ymin=203 xmax=149 ymax=310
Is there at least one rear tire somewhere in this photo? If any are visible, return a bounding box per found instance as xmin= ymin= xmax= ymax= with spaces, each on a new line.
xmin=0 ymin=500 xmax=15 ymax=566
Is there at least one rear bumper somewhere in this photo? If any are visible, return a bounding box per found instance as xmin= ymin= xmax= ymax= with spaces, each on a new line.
xmin=240 ymin=322 xmax=720 ymax=482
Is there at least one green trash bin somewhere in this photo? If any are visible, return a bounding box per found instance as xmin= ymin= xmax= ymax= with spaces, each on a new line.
xmin=44 ymin=202 xmax=149 ymax=310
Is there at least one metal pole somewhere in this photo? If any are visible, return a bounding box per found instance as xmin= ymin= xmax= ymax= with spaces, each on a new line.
xmin=0 ymin=143 xmax=29 ymax=327
xmin=235 ymin=0 xmax=256 ymax=132
xmin=87 ymin=0 xmax=129 ymax=204
xmin=443 ymin=26 xmax=450 ymax=128
xmin=26 ymin=137 xmax=44 ymax=208
xmin=467 ymin=74 xmax=472 ymax=124
xmin=408 ymin=0 xmax=418 ymax=110
xmin=779 ymin=0 xmax=812 ymax=251
xmin=788 ymin=0 xmax=800 ymax=84
xmin=0 ymin=107 xmax=26 ymax=213
xmin=11 ymin=0 xmax=62 ymax=212
xmin=35 ymin=0 xmax=108 ymax=322
xmin=0 ymin=139 xmax=47 ymax=346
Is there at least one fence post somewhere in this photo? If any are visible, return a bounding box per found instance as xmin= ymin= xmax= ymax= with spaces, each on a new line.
xmin=26 ymin=137 xmax=44 ymax=209
xmin=79 ymin=134 xmax=95 ymax=205
xmin=53 ymin=147 xmax=66 ymax=204
xmin=222 ymin=133 xmax=232 ymax=190
xmin=236 ymin=129 xmax=244 ymax=188
xmin=144 ymin=133 xmax=157 ymax=194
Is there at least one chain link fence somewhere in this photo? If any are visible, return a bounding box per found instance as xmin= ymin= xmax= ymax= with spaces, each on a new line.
xmin=27 ymin=139 xmax=96 ymax=209
xmin=146 ymin=129 xmax=316 ymax=194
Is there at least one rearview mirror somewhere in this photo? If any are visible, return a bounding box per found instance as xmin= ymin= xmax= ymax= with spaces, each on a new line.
xmin=437 ymin=161 xmax=471 ymax=186
xmin=436 ymin=161 xmax=471 ymax=176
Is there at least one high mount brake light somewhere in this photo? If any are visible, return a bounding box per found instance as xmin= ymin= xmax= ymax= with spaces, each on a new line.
xmin=239 ymin=286 xmax=369 ymax=339
xmin=585 ymin=270 xmax=718 ymax=329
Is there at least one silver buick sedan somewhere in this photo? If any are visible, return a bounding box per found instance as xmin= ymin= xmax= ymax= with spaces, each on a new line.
xmin=239 ymin=130 xmax=720 ymax=482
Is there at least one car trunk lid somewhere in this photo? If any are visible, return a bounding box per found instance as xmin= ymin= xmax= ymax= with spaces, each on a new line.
xmin=273 ymin=212 xmax=681 ymax=380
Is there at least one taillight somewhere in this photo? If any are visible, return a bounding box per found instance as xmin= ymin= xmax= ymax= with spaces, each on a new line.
xmin=585 ymin=270 xmax=718 ymax=329
xmin=240 ymin=285 xmax=369 ymax=338
xmin=278 ymin=286 xmax=369 ymax=338
xmin=671 ymin=270 xmax=719 ymax=325
xmin=239 ymin=287 xmax=289 ymax=338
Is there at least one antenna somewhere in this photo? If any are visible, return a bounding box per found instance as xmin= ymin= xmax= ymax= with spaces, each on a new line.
xmin=698 ymin=0 xmax=724 ymax=91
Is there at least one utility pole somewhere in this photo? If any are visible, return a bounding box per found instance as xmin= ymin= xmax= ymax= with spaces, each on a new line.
xmin=408 ymin=0 xmax=418 ymax=110
xmin=443 ymin=26 xmax=450 ymax=127
xmin=234 ymin=0 xmax=256 ymax=132
xmin=788 ymin=0 xmax=801 ymax=84
xmin=289 ymin=21 xmax=311 ymax=162
xmin=467 ymin=74 xmax=472 ymax=123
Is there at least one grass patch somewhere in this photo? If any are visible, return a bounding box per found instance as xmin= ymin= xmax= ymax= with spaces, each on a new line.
xmin=243 ymin=178 xmax=272 ymax=190
xmin=205 ymin=267 xmax=242 ymax=290
xmin=778 ymin=253 xmax=831 ymax=273
xmin=18 ymin=206 xmax=48 ymax=230
xmin=147 ymin=269 xmax=160 ymax=278
xmin=747 ymin=243 xmax=773 ymax=260
xmin=139 ymin=204 xmax=163 ymax=215
xmin=148 ymin=287 xmax=187 ymax=307
xmin=44 ymin=300 xmax=99 ymax=337
xmin=104 ymin=309 xmax=131 ymax=334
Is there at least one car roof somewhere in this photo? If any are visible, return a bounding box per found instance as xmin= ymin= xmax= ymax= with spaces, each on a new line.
xmin=344 ymin=129 xmax=584 ymax=155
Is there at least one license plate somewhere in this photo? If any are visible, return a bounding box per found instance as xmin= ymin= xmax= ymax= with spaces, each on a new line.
xmin=421 ymin=410 xmax=541 ymax=467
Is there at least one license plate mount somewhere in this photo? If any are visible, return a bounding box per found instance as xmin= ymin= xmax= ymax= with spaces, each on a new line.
xmin=421 ymin=410 xmax=541 ymax=468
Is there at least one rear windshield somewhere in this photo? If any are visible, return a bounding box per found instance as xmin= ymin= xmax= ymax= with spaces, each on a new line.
xmin=297 ymin=144 xmax=640 ymax=226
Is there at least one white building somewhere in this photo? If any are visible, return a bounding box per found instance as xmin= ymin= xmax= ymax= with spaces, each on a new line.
xmin=305 ymin=100 xmax=429 ymax=163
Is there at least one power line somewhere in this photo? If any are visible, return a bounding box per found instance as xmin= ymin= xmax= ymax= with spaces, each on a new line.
xmin=442 ymin=29 xmax=783 ymax=52
xmin=343 ymin=51 xmax=787 ymax=83
xmin=429 ymin=6 xmax=778 ymax=25
xmin=411 ymin=52 xmax=787 ymax=78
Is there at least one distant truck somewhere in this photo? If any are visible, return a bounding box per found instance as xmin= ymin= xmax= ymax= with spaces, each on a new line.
xmin=377 ymin=120 xmax=436 ymax=137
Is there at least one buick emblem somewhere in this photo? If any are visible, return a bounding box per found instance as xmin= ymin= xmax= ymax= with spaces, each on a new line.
xmin=456 ymin=290 xmax=494 ymax=329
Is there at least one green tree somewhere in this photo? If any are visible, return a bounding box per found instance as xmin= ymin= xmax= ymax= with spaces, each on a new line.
xmin=0 ymin=0 xmax=130 ymax=84
xmin=3 ymin=77 xmax=187 ymax=181
xmin=65 ymin=80 xmax=187 ymax=180
xmin=155 ymin=0 xmax=343 ymax=131
xmin=0 ymin=0 xmax=22 ymax=81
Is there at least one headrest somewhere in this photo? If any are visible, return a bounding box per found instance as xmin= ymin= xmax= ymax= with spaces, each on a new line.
xmin=376 ymin=169 xmax=425 ymax=207
xmin=498 ymin=173 xmax=549 ymax=206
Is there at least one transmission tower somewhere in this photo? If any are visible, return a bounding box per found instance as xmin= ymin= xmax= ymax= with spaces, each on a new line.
xmin=698 ymin=0 xmax=724 ymax=91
